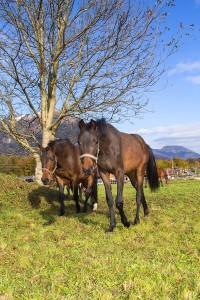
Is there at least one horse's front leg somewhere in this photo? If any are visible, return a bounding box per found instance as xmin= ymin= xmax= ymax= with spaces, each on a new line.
xmin=100 ymin=171 xmax=116 ymax=232
xmin=73 ymin=178 xmax=81 ymax=213
xmin=115 ymin=170 xmax=131 ymax=228
xmin=58 ymin=182 xmax=65 ymax=216
xmin=83 ymin=187 xmax=91 ymax=213
xmin=83 ymin=173 xmax=98 ymax=212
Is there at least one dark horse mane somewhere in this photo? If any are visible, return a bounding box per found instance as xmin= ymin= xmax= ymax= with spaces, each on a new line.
xmin=90 ymin=118 xmax=117 ymax=138
xmin=47 ymin=138 xmax=71 ymax=149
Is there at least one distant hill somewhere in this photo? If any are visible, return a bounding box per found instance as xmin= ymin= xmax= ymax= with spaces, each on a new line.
xmin=153 ymin=146 xmax=200 ymax=160
xmin=0 ymin=114 xmax=80 ymax=156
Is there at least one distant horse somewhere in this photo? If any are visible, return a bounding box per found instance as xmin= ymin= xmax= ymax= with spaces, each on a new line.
xmin=157 ymin=168 xmax=170 ymax=186
xmin=78 ymin=118 xmax=159 ymax=232
xmin=144 ymin=168 xmax=169 ymax=187
xmin=40 ymin=139 xmax=98 ymax=216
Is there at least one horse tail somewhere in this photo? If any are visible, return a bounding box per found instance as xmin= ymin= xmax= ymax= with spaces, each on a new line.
xmin=146 ymin=146 xmax=160 ymax=191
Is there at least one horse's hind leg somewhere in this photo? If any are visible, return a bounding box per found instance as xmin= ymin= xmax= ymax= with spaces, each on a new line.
xmin=115 ymin=169 xmax=131 ymax=228
xmin=128 ymin=170 xmax=149 ymax=224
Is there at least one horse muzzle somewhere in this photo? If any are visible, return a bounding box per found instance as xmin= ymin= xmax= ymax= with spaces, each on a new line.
xmin=82 ymin=166 xmax=95 ymax=176
xmin=41 ymin=178 xmax=51 ymax=185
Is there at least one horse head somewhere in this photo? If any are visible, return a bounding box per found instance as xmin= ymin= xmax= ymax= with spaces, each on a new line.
xmin=39 ymin=143 xmax=57 ymax=185
xmin=78 ymin=119 xmax=99 ymax=176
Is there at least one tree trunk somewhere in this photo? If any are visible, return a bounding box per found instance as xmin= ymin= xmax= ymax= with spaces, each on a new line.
xmin=42 ymin=127 xmax=55 ymax=147
xmin=34 ymin=153 xmax=42 ymax=184
xmin=33 ymin=127 xmax=55 ymax=184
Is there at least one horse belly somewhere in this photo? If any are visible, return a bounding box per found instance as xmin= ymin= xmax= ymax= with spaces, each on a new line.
xmin=121 ymin=136 xmax=148 ymax=174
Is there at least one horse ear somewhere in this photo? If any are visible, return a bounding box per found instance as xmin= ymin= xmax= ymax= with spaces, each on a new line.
xmin=79 ymin=119 xmax=85 ymax=130
xmin=90 ymin=119 xmax=97 ymax=131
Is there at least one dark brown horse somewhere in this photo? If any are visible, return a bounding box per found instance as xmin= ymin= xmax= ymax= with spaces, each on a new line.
xmin=78 ymin=118 xmax=159 ymax=232
xmin=40 ymin=139 xmax=98 ymax=215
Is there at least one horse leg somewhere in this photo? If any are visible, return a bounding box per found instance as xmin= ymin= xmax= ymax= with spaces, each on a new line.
xmin=83 ymin=174 xmax=98 ymax=213
xmin=56 ymin=178 xmax=65 ymax=216
xmin=73 ymin=178 xmax=81 ymax=213
xmin=91 ymin=171 xmax=98 ymax=211
xmin=115 ymin=169 xmax=131 ymax=228
xmin=160 ymin=178 xmax=163 ymax=187
xmin=66 ymin=184 xmax=71 ymax=196
xmin=134 ymin=169 xmax=148 ymax=224
xmin=79 ymin=183 xmax=83 ymax=201
xmin=83 ymin=186 xmax=90 ymax=213
xmin=100 ymin=171 xmax=116 ymax=232
xmin=144 ymin=176 xmax=148 ymax=188
xmin=128 ymin=170 xmax=149 ymax=224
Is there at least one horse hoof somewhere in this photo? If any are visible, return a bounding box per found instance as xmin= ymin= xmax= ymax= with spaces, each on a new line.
xmin=144 ymin=209 xmax=149 ymax=216
xmin=59 ymin=210 xmax=65 ymax=216
xmin=133 ymin=219 xmax=140 ymax=225
xmin=124 ymin=221 xmax=131 ymax=228
xmin=105 ymin=226 xmax=115 ymax=233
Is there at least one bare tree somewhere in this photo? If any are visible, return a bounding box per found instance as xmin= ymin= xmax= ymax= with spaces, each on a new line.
xmin=0 ymin=0 xmax=188 ymax=182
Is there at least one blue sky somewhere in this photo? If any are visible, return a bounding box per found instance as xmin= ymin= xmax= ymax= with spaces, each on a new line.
xmin=115 ymin=0 xmax=200 ymax=154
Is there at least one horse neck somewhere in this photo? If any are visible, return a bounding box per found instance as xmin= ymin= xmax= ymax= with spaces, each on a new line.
xmin=54 ymin=144 xmax=69 ymax=167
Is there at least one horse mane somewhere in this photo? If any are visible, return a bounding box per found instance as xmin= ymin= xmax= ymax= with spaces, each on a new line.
xmin=47 ymin=138 xmax=71 ymax=149
xmin=47 ymin=140 xmax=58 ymax=148
xmin=92 ymin=118 xmax=117 ymax=137
xmin=96 ymin=118 xmax=108 ymax=137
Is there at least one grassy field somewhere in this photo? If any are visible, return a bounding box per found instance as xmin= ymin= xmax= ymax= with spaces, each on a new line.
xmin=0 ymin=173 xmax=199 ymax=300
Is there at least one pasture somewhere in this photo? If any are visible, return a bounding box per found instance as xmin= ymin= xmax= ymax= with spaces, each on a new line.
xmin=0 ymin=173 xmax=199 ymax=300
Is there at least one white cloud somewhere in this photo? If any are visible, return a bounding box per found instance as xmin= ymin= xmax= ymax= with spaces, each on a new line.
xmin=136 ymin=123 xmax=200 ymax=153
xmin=169 ymin=61 xmax=200 ymax=76
xmin=186 ymin=75 xmax=200 ymax=85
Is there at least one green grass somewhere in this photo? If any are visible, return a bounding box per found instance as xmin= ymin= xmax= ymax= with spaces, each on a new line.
xmin=0 ymin=173 xmax=199 ymax=300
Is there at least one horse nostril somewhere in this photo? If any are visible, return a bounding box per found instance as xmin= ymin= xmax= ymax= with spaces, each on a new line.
xmin=89 ymin=166 xmax=94 ymax=173
xmin=83 ymin=166 xmax=93 ymax=176
xmin=42 ymin=178 xmax=49 ymax=185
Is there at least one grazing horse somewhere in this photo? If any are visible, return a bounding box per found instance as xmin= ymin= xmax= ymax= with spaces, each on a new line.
xmin=157 ymin=168 xmax=170 ymax=186
xmin=144 ymin=168 xmax=169 ymax=187
xmin=78 ymin=118 xmax=159 ymax=232
xmin=40 ymin=139 xmax=98 ymax=216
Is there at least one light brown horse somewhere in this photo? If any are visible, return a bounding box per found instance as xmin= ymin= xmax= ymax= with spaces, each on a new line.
xmin=40 ymin=139 xmax=98 ymax=215
xmin=157 ymin=168 xmax=170 ymax=186
xmin=144 ymin=168 xmax=169 ymax=187
xmin=78 ymin=118 xmax=160 ymax=232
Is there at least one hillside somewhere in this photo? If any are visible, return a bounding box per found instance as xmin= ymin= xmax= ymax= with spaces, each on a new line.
xmin=0 ymin=114 xmax=80 ymax=155
xmin=153 ymin=145 xmax=200 ymax=160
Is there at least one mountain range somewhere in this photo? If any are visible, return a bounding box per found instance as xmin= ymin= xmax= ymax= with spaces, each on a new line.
xmin=152 ymin=146 xmax=200 ymax=160
xmin=0 ymin=115 xmax=200 ymax=159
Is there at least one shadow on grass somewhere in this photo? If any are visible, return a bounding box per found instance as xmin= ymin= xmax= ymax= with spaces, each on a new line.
xmin=28 ymin=185 xmax=106 ymax=228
